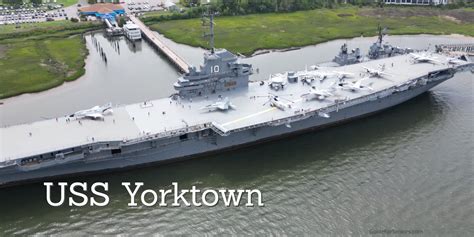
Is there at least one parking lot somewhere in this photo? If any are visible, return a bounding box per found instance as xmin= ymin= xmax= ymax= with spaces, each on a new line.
xmin=122 ymin=0 xmax=174 ymax=14
xmin=0 ymin=0 xmax=179 ymax=26
xmin=0 ymin=4 xmax=71 ymax=26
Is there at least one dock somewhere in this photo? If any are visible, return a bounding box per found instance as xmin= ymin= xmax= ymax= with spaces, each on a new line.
xmin=129 ymin=15 xmax=190 ymax=73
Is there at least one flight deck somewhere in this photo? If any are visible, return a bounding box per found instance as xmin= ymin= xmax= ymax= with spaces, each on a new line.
xmin=1 ymin=53 xmax=472 ymax=162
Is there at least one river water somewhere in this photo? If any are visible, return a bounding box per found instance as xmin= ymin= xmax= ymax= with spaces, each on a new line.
xmin=0 ymin=34 xmax=473 ymax=235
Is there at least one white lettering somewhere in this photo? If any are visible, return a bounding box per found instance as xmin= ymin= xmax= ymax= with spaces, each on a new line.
xmin=190 ymin=186 xmax=202 ymax=206
xmin=141 ymin=189 xmax=158 ymax=207
xmin=246 ymin=189 xmax=264 ymax=207
xmin=211 ymin=65 xmax=220 ymax=73
xmin=44 ymin=182 xmax=67 ymax=207
xmin=220 ymin=189 xmax=245 ymax=206
xmin=122 ymin=182 xmax=144 ymax=207
xmin=69 ymin=182 xmax=88 ymax=207
xmin=202 ymin=190 xmax=219 ymax=206
xmin=90 ymin=182 xmax=109 ymax=207
xmin=172 ymin=182 xmax=190 ymax=206
xmin=159 ymin=189 xmax=172 ymax=206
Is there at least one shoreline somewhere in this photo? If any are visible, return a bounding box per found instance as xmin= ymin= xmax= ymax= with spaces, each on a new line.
xmin=148 ymin=6 xmax=474 ymax=56
xmin=1 ymin=34 xmax=473 ymax=127
xmin=0 ymin=34 xmax=97 ymax=104
xmin=249 ymin=33 xmax=473 ymax=57
xmin=0 ymin=33 xmax=473 ymax=104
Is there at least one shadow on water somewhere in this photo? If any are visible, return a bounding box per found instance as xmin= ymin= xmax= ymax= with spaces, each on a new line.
xmin=0 ymin=90 xmax=447 ymax=224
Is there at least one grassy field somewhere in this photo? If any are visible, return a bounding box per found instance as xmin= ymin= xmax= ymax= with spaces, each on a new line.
xmin=56 ymin=0 xmax=79 ymax=7
xmin=143 ymin=10 xmax=174 ymax=18
xmin=148 ymin=7 xmax=474 ymax=55
xmin=0 ymin=20 xmax=101 ymax=41
xmin=0 ymin=21 xmax=81 ymax=34
xmin=0 ymin=20 xmax=100 ymax=99
xmin=0 ymin=36 xmax=87 ymax=99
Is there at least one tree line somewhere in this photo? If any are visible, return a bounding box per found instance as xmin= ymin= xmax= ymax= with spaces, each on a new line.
xmin=139 ymin=0 xmax=472 ymax=23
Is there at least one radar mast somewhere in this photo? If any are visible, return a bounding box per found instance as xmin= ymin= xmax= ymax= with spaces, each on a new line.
xmin=202 ymin=6 xmax=215 ymax=54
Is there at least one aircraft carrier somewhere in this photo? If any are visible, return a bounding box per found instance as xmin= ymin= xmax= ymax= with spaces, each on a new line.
xmin=1 ymin=44 xmax=473 ymax=186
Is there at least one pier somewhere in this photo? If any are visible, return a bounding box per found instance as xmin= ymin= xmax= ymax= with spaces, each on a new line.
xmin=129 ymin=15 xmax=190 ymax=73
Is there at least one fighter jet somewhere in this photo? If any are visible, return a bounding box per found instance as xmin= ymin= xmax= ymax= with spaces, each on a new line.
xmin=338 ymin=77 xmax=373 ymax=92
xmin=410 ymin=53 xmax=441 ymax=64
xmin=301 ymin=70 xmax=354 ymax=82
xmin=332 ymin=71 xmax=355 ymax=80
xmin=312 ymin=71 xmax=336 ymax=81
xmin=69 ymin=103 xmax=113 ymax=120
xmin=447 ymin=56 xmax=466 ymax=65
xmin=200 ymin=97 xmax=236 ymax=112
xmin=296 ymin=66 xmax=319 ymax=84
xmin=362 ymin=66 xmax=392 ymax=78
xmin=301 ymin=86 xmax=334 ymax=101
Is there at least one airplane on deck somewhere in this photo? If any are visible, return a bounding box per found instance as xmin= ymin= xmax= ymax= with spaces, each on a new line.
xmin=298 ymin=70 xmax=354 ymax=84
xmin=296 ymin=67 xmax=318 ymax=84
xmin=301 ymin=86 xmax=335 ymax=101
xmin=268 ymin=73 xmax=287 ymax=90
xmin=362 ymin=66 xmax=392 ymax=78
xmin=200 ymin=97 xmax=236 ymax=112
xmin=299 ymin=74 xmax=318 ymax=85
xmin=338 ymin=77 xmax=373 ymax=92
xmin=257 ymin=94 xmax=294 ymax=111
xmin=410 ymin=53 xmax=441 ymax=64
xmin=447 ymin=56 xmax=467 ymax=65
xmin=332 ymin=71 xmax=355 ymax=80
xmin=69 ymin=103 xmax=113 ymax=120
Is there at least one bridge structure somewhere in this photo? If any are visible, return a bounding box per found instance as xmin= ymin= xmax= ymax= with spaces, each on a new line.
xmin=129 ymin=15 xmax=190 ymax=73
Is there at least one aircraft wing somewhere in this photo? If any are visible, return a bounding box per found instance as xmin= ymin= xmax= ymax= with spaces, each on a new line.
xmin=410 ymin=53 xmax=422 ymax=59
xmin=354 ymin=77 xmax=368 ymax=88
xmin=353 ymin=79 xmax=362 ymax=88
xmin=85 ymin=113 xmax=104 ymax=120
xmin=200 ymin=104 xmax=216 ymax=110
xmin=429 ymin=58 xmax=441 ymax=63
xmin=217 ymin=104 xmax=227 ymax=110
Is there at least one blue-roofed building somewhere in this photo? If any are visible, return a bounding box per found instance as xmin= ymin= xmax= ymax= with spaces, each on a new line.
xmin=78 ymin=3 xmax=125 ymax=19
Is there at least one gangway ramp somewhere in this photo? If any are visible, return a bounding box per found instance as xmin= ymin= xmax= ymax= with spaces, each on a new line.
xmin=129 ymin=15 xmax=190 ymax=73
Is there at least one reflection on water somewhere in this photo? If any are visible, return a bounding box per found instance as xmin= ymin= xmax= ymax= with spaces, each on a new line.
xmin=0 ymin=33 xmax=473 ymax=235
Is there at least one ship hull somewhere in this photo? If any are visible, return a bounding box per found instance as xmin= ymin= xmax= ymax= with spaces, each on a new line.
xmin=0 ymin=77 xmax=450 ymax=187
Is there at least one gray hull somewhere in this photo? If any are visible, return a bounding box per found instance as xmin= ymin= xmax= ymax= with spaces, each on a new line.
xmin=0 ymin=78 xmax=447 ymax=186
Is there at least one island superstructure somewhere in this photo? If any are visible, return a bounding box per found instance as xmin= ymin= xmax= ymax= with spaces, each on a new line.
xmin=1 ymin=46 xmax=472 ymax=185
xmin=333 ymin=26 xmax=414 ymax=66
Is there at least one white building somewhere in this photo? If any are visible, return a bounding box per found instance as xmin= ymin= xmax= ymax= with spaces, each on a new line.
xmin=383 ymin=0 xmax=448 ymax=5
xmin=123 ymin=21 xmax=142 ymax=41
xmin=164 ymin=0 xmax=179 ymax=11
